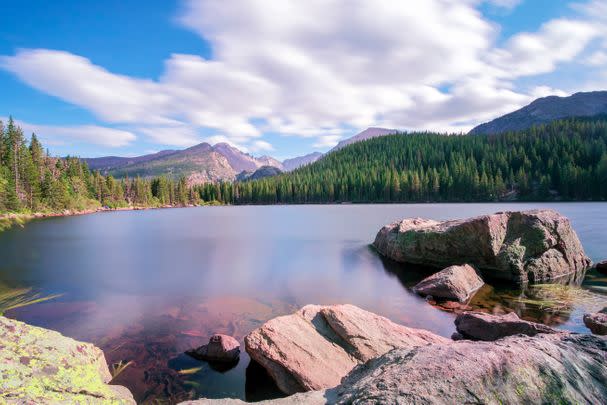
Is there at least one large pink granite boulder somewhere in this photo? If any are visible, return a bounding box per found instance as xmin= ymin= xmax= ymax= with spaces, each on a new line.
xmin=244 ymin=304 xmax=448 ymax=394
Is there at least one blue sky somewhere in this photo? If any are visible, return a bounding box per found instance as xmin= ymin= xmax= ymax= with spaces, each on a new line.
xmin=1 ymin=0 xmax=606 ymax=159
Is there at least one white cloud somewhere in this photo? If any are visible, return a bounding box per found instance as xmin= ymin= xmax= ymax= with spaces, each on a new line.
xmin=249 ymin=140 xmax=274 ymax=152
xmin=529 ymin=86 xmax=570 ymax=98
xmin=313 ymin=135 xmax=342 ymax=148
xmin=585 ymin=50 xmax=607 ymax=66
xmin=2 ymin=0 xmax=606 ymax=155
xmin=3 ymin=117 xmax=136 ymax=148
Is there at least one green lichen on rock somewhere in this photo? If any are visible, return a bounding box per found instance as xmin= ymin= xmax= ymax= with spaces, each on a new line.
xmin=0 ymin=316 xmax=134 ymax=404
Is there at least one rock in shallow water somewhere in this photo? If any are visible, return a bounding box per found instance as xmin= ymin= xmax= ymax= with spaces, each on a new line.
xmin=185 ymin=332 xmax=607 ymax=405
xmin=187 ymin=334 xmax=240 ymax=363
xmin=0 ymin=316 xmax=134 ymax=404
xmin=454 ymin=311 xmax=559 ymax=341
xmin=244 ymin=304 xmax=448 ymax=394
xmin=413 ymin=264 xmax=484 ymax=302
xmin=583 ymin=307 xmax=607 ymax=335
xmin=373 ymin=209 xmax=591 ymax=285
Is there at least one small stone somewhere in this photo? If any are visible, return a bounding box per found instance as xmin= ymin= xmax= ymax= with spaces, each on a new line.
xmin=454 ymin=311 xmax=558 ymax=341
xmin=413 ymin=264 xmax=484 ymax=302
xmin=187 ymin=334 xmax=240 ymax=363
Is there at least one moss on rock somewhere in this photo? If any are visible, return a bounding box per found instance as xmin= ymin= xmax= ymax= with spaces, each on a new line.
xmin=0 ymin=316 xmax=134 ymax=404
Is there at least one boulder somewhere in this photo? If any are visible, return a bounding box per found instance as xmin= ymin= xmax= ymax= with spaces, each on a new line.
xmin=596 ymin=260 xmax=607 ymax=274
xmin=187 ymin=334 xmax=240 ymax=362
xmin=334 ymin=333 xmax=607 ymax=405
xmin=454 ymin=311 xmax=558 ymax=341
xmin=244 ymin=304 xmax=448 ymax=394
xmin=413 ymin=264 xmax=484 ymax=302
xmin=184 ymin=334 xmax=607 ymax=405
xmin=0 ymin=316 xmax=135 ymax=404
xmin=583 ymin=307 xmax=607 ymax=335
xmin=373 ymin=209 xmax=591 ymax=285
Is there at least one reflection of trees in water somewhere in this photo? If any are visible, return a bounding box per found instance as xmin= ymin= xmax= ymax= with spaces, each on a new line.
xmin=372 ymin=246 xmax=607 ymax=328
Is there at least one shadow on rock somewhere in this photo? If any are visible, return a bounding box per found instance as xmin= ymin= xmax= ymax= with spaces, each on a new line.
xmin=245 ymin=360 xmax=286 ymax=402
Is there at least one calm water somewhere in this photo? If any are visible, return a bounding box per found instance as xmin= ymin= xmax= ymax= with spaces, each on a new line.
xmin=1 ymin=203 xmax=606 ymax=403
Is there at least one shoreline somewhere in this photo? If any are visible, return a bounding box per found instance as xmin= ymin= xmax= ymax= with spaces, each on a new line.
xmin=0 ymin=204 xmax=203 ymax=231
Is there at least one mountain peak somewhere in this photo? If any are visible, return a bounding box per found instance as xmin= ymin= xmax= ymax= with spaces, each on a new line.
xmin=331 ymin=127 xmax=398 ymax=151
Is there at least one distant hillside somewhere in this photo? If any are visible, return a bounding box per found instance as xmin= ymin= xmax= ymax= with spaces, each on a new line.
xmin=330 ymin=127 xmax=397 ymax=151
xmin=283 ymin=152 xmax=323 ymax=171
xmin=85 ymin=150 xmax=177 ymax=171
xmin=470 ymin=91 xmax=607 ymax=135
xmin=198 ymin=117 xmax=607 ymax=204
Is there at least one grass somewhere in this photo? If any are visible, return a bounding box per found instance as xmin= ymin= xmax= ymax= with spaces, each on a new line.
xmin=0 ymin=285 xmax=63 ymax=316
xmin=0 ymin=215 xmax=30 ymax=232
xmin=110 ymin=360 xmax=134 ymax=381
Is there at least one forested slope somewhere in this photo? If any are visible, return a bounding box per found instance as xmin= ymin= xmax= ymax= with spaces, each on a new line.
xmin=199 ymin=117 xmax=607 ymax=204
xmin=0 ymin=117 xmax=202 ymax=214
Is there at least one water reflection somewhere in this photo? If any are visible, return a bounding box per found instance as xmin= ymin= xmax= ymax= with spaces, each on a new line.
xmin=1 ymin=203 xmax=606 ymax=403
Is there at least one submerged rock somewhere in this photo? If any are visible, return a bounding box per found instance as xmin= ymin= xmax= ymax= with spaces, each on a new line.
xmin=187 ymin=334 xmax=240 ymax=363
xmin=413 ymin=264 xmax=484 ymax=302
xmin=454 ymin=311 xmax=558 ymax=341
xmin=583 ymin=307 xmax=607 ymax=335
xmin=0 ymin=316 xmax=134 ymax=404
xmin=373 ymin=209 xmax=591 ymax=285
xmin=244 ymin=304 xmax=448 ymax=394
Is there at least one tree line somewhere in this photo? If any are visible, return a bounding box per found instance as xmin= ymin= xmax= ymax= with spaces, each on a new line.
xmin=3 ymin=116 xmax=607 ymax=213
xmin=0 ymin=117 xmax=202 ymax=213
xmin=200 ymin=117 xmax=607 ymax=204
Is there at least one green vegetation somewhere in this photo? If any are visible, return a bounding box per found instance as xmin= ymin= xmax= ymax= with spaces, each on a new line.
xmin=199 ymin=117 xmax=607 ymax=204
xmin=0 ymin=284 xmax=62 ymax=316
xmin=0 ymin=117 xmax=202 ymax=215
xmin=2 ymin=116 xmax=607 ymax=213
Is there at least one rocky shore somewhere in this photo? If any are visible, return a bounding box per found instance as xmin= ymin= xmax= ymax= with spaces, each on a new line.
xmin=2 ymin=209 xmax=605 ymax=404
xmin=183 ymin=304 xmax=607 ymax=405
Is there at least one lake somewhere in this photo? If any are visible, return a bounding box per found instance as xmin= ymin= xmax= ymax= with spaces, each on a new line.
xmin=1 ymin=203 xmax=606 ymax=403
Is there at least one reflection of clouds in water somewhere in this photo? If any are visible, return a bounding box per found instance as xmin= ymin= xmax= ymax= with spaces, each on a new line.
xmin=2 ymin=203 xmax=607 ymax=402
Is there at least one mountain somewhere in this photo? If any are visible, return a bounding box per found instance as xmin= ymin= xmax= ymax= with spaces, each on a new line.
xmin=84 ymin=149 xmax=177 ymax=171
xmin=469 ymin=91 xmax=607 ymax=135
xmin=330 ymin=127 xmax=398 ymax=151
xmin=257 ymin=155 xmax=284 ymax=170
xmin=82 ymin=127 xmax=400 ymax=184
xmin=282 ymin=152 xmax=323 ymax=171
xmin=86 ymin=143 xmax=284 ymax=185
xmin=212 ymin=143 xmax=280 ymax=172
